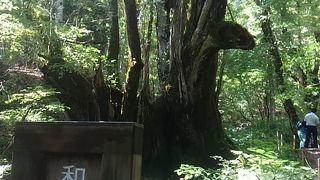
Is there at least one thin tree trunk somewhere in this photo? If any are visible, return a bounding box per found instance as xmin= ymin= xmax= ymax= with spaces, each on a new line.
xmin=108 ymin=0 xmax=120 ymax=88
xmin=308 ymin=61 xmax=320 ymax=108
xmin=91 ymin=2 xmax=114 ymax=121
xmin=265 ymin=58 xmax=275 ymax=122
xmin=138 ymin=1 xmax=153 ymax=124
xmin=216 ymin=50 xmax=228 ymax=103
xmin=155 ymin=0 xmax=170 ymax=91
xmin=122 ymin=0 xmax=144 ymax=122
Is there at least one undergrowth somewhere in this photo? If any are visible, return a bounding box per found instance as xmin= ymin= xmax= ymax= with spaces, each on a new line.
xmin=175 ymin=120 xmax=316 ymax=180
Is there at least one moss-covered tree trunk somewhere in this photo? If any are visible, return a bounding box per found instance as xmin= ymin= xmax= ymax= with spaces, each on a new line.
xmin=41 ymin=34 xmax=104 ymax=121
xmin=40 ymin=30 xmax=118 ymax=121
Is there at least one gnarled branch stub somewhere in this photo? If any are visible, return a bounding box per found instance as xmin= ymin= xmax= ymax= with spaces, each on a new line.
xmin=210 ymin=21 xmax=256 ymax=50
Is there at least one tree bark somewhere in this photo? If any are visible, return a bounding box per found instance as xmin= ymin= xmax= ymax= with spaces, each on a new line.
xmin=142 ymin=0 xmax=255 ymax=178
xmin=122 ymin=0 xmax=144 ymax=122
xmin=108 ymin=0 xmax=120 ymax=88
xmin=265 ymin=59 xmax=275 ymax=122
xmin=93 ymin=63 xmax=113 ymax=121
xmin=138 ymin=2 xmax=153 ymax=124
xmin=155 ymin=0 xmax=170 ymax=92
xmin=216 ymin=51 xmax=228 ymax=103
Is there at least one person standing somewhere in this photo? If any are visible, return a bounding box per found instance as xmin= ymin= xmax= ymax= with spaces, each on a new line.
xmin=304 ymin=108 xmax=320 ymax=148
xmin=296 ymin=120 xmax=306 ymax=148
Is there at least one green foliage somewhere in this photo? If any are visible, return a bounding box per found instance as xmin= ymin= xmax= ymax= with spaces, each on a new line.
xmin=0 ymin=83 xmax=65 ymax=162
xmin=0 ymin=0 xmax=129 ymax=89
xmin=0 ymin=13 xmax=23 ymax=64
xmin=0 ymin=85 xmax=65 ymax=123
xmin=176 ymin=151 xmax=314 ymax=180
xmin=63 ymin=43 xmax=100 ymax=76
xmin=0 ymin=0 xmax=48 ymax=67
xmin=176 ymin=164 xmax=217 ymax=180
xmin=0 ymin=0 xmax=14 ymax=11
xmin=0 ymin=68 xmax=65 ymax=168
xmin=219 ymin=48 xmax=270 ymax=122
xmin=176 ymin=121 xmax=316 ymax=180
xmin=223 ymin=0 xmax=320 ymax=125
xmin=57 ymin=25 xmax=118 ymax=81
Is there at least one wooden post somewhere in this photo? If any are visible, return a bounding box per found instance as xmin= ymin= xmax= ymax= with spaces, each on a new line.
xmin=277 ymin=131 xmax=280 ymax=151
xmin=280 ymin=134 xmax=283 ymax=153
xmin=301 ymin=150 xmax=304 ymax=165
xmin=293 ymin=135 xmax=296 ymax=150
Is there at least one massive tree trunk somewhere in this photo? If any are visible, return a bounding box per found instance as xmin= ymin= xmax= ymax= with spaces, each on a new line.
xmin=142 ymin=0 xmax=255 ymax=178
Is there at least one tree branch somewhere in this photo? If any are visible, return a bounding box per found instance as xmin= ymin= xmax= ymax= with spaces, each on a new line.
xmin=38 ymin=53 xmax=49 ymax=60
xmin=190 ymin=0 xmax=213 ymax=48
xmin=226 ymin=4 xmax=235 ymax=22
xmin=63 ymin=38 xmax=108 ymax=45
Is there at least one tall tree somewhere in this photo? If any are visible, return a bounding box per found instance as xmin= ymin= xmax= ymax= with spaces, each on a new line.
xmin=122 ymin=0 xmax=144 ymax=121
xmin=155 ymin=0 xmax=170 ymax=91
xmin=14 ymin=0 xmax=254 ymax=178
xmin=141 ymin=0 xmax=255 ymax=177
xmin=108 ymin=0 xmax=120 ymax=88
xmin=138 ymin=1 xmax=154 ymax=124
xmin=256 ymin=1 xmax=299 ymax=132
